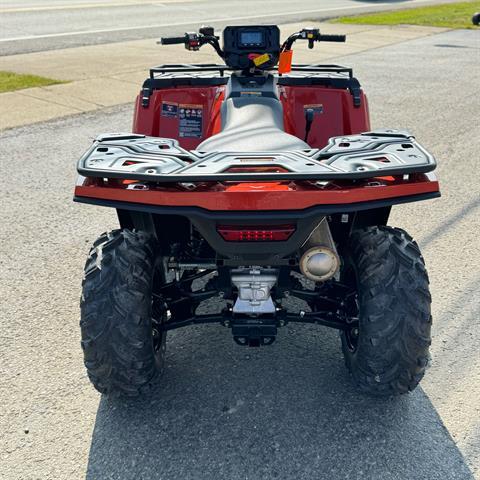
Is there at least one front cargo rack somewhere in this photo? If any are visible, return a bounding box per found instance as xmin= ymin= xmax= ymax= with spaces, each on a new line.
xmin=143 ymin=63 xmax=362 ymax=107
xmin=148 ymin=63 xmax=353 ymax=78
xmin=77 ymin=130 xmax=437 ymax=183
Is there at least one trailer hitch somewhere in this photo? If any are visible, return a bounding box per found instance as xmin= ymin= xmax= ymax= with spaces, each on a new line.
xmin=231 ymin=318 xmax=278 ymax=347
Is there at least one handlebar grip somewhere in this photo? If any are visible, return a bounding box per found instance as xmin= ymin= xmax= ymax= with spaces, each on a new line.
xmin=318 ymin=34 xmax=346 ymax=43
xmin=160 ymin=36 xmax=186 ymax=45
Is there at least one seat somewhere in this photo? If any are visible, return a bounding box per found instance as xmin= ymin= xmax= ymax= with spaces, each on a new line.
xmin=197 ymin=97 xmax=310 ymax=152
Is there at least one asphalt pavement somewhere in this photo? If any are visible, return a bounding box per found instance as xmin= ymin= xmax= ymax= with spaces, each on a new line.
xmin=0 ymin=0 xmax=460 ymax=55
xmin=0 ymin=29 xmax=479 ymax=480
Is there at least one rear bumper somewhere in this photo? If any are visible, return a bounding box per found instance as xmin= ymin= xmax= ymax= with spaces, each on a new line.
xmin=74 ymin=172 xmax=440 ymax=212
xmin=74 ymin=185 xmax=440 ymax=263
xmin=74 ymin=189 xmax=440 ymax=215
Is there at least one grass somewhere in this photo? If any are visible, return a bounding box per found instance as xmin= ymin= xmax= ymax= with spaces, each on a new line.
xmin=0 ymin=71 xmax=67 ymax=93
xmin=332 ymin=1 xmax=480 ymax=29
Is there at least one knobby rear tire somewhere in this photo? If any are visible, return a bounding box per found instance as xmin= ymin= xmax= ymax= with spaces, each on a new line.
xmin=80 ymin=229 xmax=166 ymax=396
xmin=341 ymin=226 xmax=432 ymax=396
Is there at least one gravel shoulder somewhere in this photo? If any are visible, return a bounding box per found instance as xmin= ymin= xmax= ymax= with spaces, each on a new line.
xmin=0 ymin=29 xmax=479 ymax=480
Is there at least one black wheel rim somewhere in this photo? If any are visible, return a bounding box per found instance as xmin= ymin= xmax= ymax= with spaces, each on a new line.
xmin=151 ymin=300 xmax=167 ymax=352
xmin=151 ymin=259 xmax=168 ymax=354
xmin=341 ymin=261 xmax=361 ymax=353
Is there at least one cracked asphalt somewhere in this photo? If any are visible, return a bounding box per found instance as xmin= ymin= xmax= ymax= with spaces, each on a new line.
xmin=1 ymin=29 xmax=479 ymax=480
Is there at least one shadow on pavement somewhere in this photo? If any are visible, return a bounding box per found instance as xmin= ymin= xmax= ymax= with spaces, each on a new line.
xmin=86 ymin=325 xmax=473 ymax=480
xmin=419 ymin=196 xmax=480 ymax=250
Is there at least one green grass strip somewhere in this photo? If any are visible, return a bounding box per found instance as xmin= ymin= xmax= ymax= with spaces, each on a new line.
xmin=0 ymin=70 xmax=67 ymax=93
xmin=332 ymin=1 xmax=480 ymax=29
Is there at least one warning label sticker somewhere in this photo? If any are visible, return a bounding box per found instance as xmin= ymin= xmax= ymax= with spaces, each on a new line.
xmin=252 ymin=53 xmax=271 ymax=67
xmin=161 ymin=101 xmax=178 ymax=117
xmin=179 ymin=104 xmax=203 ymax=138
xmin=304 ymin=104 xmax=324 ymax=115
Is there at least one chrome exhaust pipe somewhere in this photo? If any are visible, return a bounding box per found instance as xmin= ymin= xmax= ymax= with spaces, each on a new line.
xmin=299 ymin=218 xmax=340 ymax=282
xmin=300 ymin=246 xmax=339 ymax=282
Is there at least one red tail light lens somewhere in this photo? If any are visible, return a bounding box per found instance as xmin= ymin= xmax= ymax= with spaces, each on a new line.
xmin=217 ymin=224 xmax=295 ymax=242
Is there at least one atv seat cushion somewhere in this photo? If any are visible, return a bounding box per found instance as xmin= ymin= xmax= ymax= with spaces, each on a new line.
xmin=197 ymin=97 xmax=310 ymax=152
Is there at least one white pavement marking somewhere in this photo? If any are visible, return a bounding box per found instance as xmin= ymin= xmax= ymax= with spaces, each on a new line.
xmin=0 ymin=0 xmax=435 ymax=43
xmin=0 ymin=0 xmax=198 ymax=13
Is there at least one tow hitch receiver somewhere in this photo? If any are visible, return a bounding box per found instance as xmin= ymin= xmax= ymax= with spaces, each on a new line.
xmin=231 ymin=316 xmax=278 ymax=347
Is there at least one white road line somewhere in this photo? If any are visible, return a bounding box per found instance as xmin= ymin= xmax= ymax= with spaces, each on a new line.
xmin=0 ymin=0 xmax=433 ymax=43
xmin=0 ymin=1 xmax=198 ymax=14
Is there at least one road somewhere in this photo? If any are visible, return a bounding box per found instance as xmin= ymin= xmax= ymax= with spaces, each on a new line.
xmin=1 ymin=29 xmax=479 ymax=480
xmin=0 ymin=0 xmax=459 ymax=55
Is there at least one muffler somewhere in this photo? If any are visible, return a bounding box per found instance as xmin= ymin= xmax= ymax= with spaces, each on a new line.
xmin=299 ymin=218 xmax=340 ymax=282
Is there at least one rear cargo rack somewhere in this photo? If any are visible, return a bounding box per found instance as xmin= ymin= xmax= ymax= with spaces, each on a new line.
xmin=77 ymin=130 xmax=437 ymax=183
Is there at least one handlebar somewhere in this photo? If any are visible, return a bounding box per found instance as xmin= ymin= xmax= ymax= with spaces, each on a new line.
xmin=318 ymin=34 xmax=346 ymax=43
xmin=281 ymin=29 xmax=346 ymax=51
xmin=159 ymin=27 xmax=346 ymax=68
xmin=160 ymin=31 xmax=224 ymax=57
xmin=160 ymin=36 xmax=186 ymax=45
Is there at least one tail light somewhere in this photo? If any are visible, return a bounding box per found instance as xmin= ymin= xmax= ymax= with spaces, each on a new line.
xmin=217 ymin=224 xmax=295 ymax=242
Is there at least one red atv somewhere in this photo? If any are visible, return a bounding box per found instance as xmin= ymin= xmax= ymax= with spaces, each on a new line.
xmin=75 ymin=25 xmax=440 ymax=397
